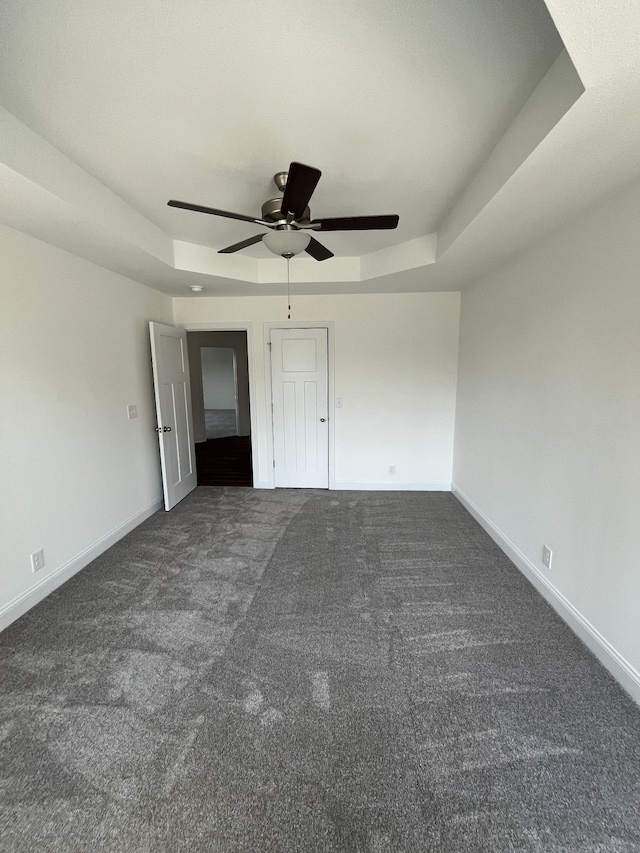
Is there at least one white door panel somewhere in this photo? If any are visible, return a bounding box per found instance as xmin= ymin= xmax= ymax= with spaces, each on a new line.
xmin=271 ymin=328 xmax=329 ymax=488
xmin=150 ymin=322 xmax=197 ymax=510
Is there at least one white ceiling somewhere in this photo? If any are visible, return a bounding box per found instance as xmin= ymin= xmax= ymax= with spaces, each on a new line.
xmin=1 ymin=0 xmax=640 ymax=296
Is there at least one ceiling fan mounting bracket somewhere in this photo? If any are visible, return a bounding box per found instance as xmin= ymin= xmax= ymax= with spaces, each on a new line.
xmin=273 ymin=171 xmax=288 ymax=192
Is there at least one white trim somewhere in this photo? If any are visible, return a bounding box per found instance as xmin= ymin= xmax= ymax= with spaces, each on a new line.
xmin=253 ymin=480 xmax=273 ymax=490
xmin=177 ymin=322 xmax=260 ymax=489
xmin=333 ymin=481 xmax=451 ymax=491
xmin=263 ymin=321 xmax=336 ymax=490
xmin=0 ymin=498 xmax=162 ymax=633
xmin=230 ymin=347 xmax=240 ymax=436
xmin=453 ymin=484 xmax=640 ymax=705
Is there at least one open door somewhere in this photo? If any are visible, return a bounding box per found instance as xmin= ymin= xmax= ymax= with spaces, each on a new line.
xmin=149 ymin=322 xmax=197 ymax=510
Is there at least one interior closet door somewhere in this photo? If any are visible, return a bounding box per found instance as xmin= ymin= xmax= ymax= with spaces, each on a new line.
xmin=270 ymin=327 xmax=329 ymax=488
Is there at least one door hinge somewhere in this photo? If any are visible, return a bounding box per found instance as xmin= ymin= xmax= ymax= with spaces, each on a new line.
xmin=273 ymin=459 xmax=275 ymax=468
xmin=267 ymin=341 xmax=272 ymax=350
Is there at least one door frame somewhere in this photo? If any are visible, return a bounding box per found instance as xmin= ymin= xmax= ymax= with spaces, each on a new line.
xmin=178 ymin=323 xmax=260 ymax=487
xmin=231 ymin=348 xmax=240 ymax=436
xmin=264 ymin=321 xmax=335 ymax=490
xmin=199 ymin=344 xmax=240 ymax=436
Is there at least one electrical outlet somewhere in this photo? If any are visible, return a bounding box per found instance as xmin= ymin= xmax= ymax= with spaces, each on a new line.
xmin=388 ymin=464 xmax=396 ymax=474
xmin=31 ymin=549 xmax=45 ymax=572
xmin=542 ymin=545 xmax=552 ymax=569
xmin=127 ymin=404 xmax=138 ymax=419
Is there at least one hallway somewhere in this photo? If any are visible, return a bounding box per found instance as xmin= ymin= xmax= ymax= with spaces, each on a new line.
xmin=195 ymin=436 xmax=252 ymax=487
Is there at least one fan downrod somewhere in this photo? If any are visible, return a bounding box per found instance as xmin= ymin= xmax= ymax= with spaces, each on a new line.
xmin=262 ymin=170 xmax=309 ymax=223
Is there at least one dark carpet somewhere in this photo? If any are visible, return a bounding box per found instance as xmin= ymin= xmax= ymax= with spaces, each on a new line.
xmin=195 ymin=435 xmax=252 ymax=486
xmin=1 ymin=489 xmax=639 ymax=852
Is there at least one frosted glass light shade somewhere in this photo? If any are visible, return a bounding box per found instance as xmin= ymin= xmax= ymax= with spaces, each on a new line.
xmin=262 ymin=230 xmax=311 ymax=257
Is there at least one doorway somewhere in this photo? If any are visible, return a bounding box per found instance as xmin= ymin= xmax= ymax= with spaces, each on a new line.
xmin=187 ymin=331 xmax=253 ymax=487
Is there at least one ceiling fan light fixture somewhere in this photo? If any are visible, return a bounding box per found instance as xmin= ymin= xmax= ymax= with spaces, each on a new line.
xmin=169 ymin=162 xmax=397 ymax=263
xmin=262 ymin=229 xmax=311 ymax=258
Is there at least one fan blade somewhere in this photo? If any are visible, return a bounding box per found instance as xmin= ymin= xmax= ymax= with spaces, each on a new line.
xmin=305 ymin=236 xmax=334 ymax=261
xmin=168 ymin=200 xmax=267 ymax=225
xmin=311 ymin=215 xmax=399 ymax=231
xmin=281 ymin=162 xmax=321 ymax=220
xmin=218 ymin=234 xmax=265 ymax=254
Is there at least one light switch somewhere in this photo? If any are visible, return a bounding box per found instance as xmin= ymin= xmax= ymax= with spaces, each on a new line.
xmin=335 ymin=397 xmax=343 ymax=408
xmin=127 ymin=405 xmax=138 ymax=419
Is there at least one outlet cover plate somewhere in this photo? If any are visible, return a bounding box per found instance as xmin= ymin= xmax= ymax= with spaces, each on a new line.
xmin=542 ymin=545 xmax=552 ymax=569
xmin=31 ymin=549 xmax=45 ymax=572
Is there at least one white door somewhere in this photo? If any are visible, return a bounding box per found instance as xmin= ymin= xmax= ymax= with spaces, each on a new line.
xmin=270 ymin=328 xmax=329 ymax=488
xmin=149 ymin=322 xmax=198 ymax=510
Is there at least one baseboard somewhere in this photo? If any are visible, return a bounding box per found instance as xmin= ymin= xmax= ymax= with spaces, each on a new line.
xmin=254 ymin=481 xmax=450 ymax=491
xmin=452 ymin=484 xmax=640 ymax=705
xmin=0 ymin=498 xmax=163 ymax=634
xmin=254 ymin=478 xmax=451 ymax=492
xmin=332 ymin=481 xmax=451 ymax=491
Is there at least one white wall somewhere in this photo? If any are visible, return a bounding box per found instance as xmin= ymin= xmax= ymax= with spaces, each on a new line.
xmin=201 ymin=347 xmax=236 ymax=410
xmin=173 ymin=292 xmax=460 ymax=490
xmin=453 ymin=179 xmax=640 ymax=701
xmin=0 ymin=224 xmax=172 ymax=629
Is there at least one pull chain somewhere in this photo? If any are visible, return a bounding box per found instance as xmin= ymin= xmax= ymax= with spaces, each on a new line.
xmin=286 ymin=256 xmax=291 ymax=319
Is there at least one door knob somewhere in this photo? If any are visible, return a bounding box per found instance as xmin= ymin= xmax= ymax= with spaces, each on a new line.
xmin=163 ymin=426 xmax=172 ymax=432
xmin=320 ymin=418 xmax=326 ymax=422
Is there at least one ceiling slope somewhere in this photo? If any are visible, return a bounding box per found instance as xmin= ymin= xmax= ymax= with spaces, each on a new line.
xmin=0 ymin=0 xmax=639 ymax=295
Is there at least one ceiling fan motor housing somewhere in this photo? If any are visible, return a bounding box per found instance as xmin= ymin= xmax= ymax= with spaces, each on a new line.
xmin=261 ymin=197 xmax=310 ymax=224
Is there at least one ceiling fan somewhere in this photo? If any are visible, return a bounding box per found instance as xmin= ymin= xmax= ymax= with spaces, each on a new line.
xmin=168 ymin=162 xmax=399 ymax=261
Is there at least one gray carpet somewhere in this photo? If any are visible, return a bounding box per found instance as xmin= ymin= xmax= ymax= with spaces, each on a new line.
xmin=205 ymin=409 xmax=237 ymax=439
xmin=1 ymin=489 xmax=639 ymax=852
